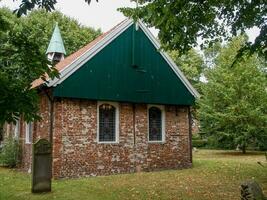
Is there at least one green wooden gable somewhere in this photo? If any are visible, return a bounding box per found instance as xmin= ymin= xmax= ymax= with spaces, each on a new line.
xmin=52 ymin=21 xmax=197 ymax=105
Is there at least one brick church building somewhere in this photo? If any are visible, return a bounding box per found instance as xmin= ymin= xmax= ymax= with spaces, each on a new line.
xmin=3 ymin=19 xmax=199 ymax=178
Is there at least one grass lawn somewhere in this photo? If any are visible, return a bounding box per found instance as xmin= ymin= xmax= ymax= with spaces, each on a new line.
xmin=0 ymin=150 xmax=266 ymax=200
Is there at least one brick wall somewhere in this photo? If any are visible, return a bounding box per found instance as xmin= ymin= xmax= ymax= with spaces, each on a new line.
xmin=19 ymin=91 xmax=51 ymax=172
xmin=13 ymin=93 xmax=192 ymax=178
xmin=51 ymin=98 xmax=191 ymax=178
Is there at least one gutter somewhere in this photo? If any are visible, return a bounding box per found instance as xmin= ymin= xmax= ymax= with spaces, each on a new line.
xmin=188 ymin=106 xmax=193 ymax=164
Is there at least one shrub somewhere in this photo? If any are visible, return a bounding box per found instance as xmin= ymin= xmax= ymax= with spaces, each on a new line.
xmin=192 ymin=134 xmax=201 ymax=140
xmin=0 ymin=137 xmax=21 ymax=168
xmin=192 ymin=139 xmax=207 ymax=148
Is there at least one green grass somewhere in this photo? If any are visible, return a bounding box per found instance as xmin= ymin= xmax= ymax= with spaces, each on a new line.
xmin=0 ymin=150 xmax=266 ymax=200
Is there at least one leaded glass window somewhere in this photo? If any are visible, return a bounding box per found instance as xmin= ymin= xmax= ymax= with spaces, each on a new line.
xmin=149 ymin=107 xmax=162 ymax=141
xmin=99 ymin=104 xmax=116 ymax=142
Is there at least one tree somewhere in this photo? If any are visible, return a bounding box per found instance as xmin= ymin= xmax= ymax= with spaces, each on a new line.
xmin=0 ymin=7 xmax=53 ymax=124
xmin=168 ymin=49 xmax=205 ymax=90
xmin=15 ymin=1 xmax=266 ymax=61
xmin=22 ymin=9 xmax=101 ymax=55
xmin=0 ymin=8 xmax=101 ymax=124
xmin=120 ymin=0 xmax=267 ymax=61
xmin=198 ymin=36 xmax=267 ymax=153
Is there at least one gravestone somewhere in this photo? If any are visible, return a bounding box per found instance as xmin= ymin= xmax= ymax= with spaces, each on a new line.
xmin=32 ymin=139 xmax=52 ymax=193
xmin=241 ymin=180 xmax=267 ymax=200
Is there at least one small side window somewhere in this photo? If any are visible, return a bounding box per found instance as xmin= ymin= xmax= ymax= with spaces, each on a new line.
xmin=25 ymin=122 xmax=33 ymax=144
xmin=148 ymin=106 xmax=165 ymax=142
xmin=14 ymin=119 xmax=20 ymax=139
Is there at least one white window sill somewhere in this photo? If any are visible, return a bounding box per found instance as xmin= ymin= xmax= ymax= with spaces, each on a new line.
xmin=148 ymin=141 xmax=165 ymax=144
xmin=97 ymin=141 xmax=119 ymax=144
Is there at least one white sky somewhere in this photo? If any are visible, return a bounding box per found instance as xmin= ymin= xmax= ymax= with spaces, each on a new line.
xmin=0 ymin=0 xmax=260 ymax=42
xmin=0 ymin=0 xmax=135 ymax=32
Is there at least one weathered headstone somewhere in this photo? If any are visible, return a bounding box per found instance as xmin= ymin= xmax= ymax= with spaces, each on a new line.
xmin=32 ymin=139 xmax=52 ymax=193
xmin=241 ymin=180 xmax=267 ymax=200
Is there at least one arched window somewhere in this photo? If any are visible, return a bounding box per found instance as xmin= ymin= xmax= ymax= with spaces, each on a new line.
xmin=98 ymin=103 xmax=118 ymax=143
xmin=14 ymin=119 xmax=20 ymax=139
xmin=25 ymin=122 xmax=33 ymax=144
xmin=148 ymin=106 xmax=165 ymax=142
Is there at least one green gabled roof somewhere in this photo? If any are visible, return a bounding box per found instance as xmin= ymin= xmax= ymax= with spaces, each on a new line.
xmin=46 ymin=23 xmax=66 ymax=55
xmin=50 ymin=20 xmax=199 ymax=106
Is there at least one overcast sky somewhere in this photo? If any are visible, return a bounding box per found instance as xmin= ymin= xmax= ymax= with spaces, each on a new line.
xmin=0 ymin=0 xmax=259 ymax=42
xmin=1 ymin=0 xmax=135 ymax=32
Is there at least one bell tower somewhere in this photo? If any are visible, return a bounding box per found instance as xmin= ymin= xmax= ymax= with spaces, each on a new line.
xmin=46 ymin=23 xmax=66 ymax=63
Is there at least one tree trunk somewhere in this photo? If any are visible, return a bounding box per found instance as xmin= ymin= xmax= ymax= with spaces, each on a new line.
xmin=241 ymin=145 xmax=246 ymax=154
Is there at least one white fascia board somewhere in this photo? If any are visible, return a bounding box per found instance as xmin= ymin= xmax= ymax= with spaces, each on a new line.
xmin=47 ymin=19 xmax=134 ymax=87
xmin=137 ymin=20 xmax=200 ymax=98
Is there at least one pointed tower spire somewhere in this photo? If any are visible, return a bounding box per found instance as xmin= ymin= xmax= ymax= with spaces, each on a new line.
xmin=46 ymin=23 xmax=66 ymax=63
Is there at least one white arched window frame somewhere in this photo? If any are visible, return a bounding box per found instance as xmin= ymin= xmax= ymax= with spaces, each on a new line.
xmin=25 ymin=122 xmax=33 ymax=144
xmin=97 ymin=101 xmax=119 ymax=144
xmin=14 ymin=119 xmax=20 ymax=139
xmin=147 ymin=105 xmax=166 ymax=143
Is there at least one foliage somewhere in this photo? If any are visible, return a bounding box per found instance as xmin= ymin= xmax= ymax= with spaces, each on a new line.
xmin=120 ymin=0 xmax=267 ymax=61
xmin=0 ymin=8 xmax=100 ymax=124
xmin=257 ymin=136 xmax=267 ymax=151
xmin=0 ymin=7 xmax=54 ymax=123
xmin=206 ymin=135 xmax=235 ymax=150
xmin=12 ymin=1 xmax=267 ymax=61
xmin=168 ymin=49 xmax=205 ymax=90
xmin=192 ymin=139 xmax=207 ymax=148
xmin=23 ymin=9 xmax=101 ymax=55
xmin=0 ymin=149 xmax=266 ymax=199
xmin=198 ymin=36 xmax=267 ymax=153
xmin=192 ymin=135 xmax=207 ymax=148
xmin=0 ymin=137 xmax=20 ymax=168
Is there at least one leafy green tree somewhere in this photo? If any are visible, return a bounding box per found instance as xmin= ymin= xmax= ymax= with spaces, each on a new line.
xmin=15 ymin=1 xmax=266 ymax=60
xmin=120 ymin=0 xmax=267 ymax=61
xmin=168 ymin=49 xmax=205 ymax=90
xmin=23 ymin=9 xmax=101 ymax=55
xmin=0 ymin=8 xmax=100 ymax=124
xmin=0 ymin=7 xmax=53 ymax=124
xmin=198 ymin=36 xmax=267 ymax=153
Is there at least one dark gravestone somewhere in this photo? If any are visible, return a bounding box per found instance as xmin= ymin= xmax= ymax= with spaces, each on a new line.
xmin=241 ymin=180 xmax=267 ymax=200
xmin=32 ymin=139 xmax=52 ymax=193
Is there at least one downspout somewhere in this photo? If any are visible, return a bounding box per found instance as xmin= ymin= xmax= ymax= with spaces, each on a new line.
xmin=133 ymin=104 xmax=136 ymax=146
xmin=132 ymin=104 xmax=137 ymax=171
xmin=188 ymin=106 xmax=193 ymax=164
xmin=43 ymin=88 xmax=54 ymax=178
xmin=43 ymin=89 xmax=54 ymax=144
xmin=49 ymin=98 xmax=54 ymax=144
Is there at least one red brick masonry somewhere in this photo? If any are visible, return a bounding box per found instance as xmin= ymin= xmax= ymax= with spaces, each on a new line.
xmin=18 ymin=94 xmax=192 ymax=179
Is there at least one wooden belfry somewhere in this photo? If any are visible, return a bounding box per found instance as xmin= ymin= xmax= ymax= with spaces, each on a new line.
xmin=32 ymin=139 xmax=52 ymax=193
